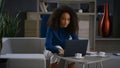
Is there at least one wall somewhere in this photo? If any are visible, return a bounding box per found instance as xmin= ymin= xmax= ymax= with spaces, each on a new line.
xmin=112 ymin=0 xmax=120 ymax=37
xmin=3 ymin=0 xmax=37 ymax=36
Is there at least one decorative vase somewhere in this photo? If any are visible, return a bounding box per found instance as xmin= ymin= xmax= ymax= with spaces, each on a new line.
xmin=100 ymin=2 xmax=111 ymax=37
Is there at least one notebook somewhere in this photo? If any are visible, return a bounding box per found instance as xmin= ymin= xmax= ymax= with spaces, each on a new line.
xmin=58 ymin=40 xmax=88 ymax=57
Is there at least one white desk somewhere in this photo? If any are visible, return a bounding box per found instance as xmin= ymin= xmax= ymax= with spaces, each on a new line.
xmin=55 ymin=55 xmax=111 ymax=68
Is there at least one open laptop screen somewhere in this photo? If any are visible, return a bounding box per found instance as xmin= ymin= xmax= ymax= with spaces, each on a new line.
xmin=64 ymin=40 xmax=88 ymax=57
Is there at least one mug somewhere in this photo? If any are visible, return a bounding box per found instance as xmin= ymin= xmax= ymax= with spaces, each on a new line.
xmin=78 ymin=9 xmax=83 ymax=13
xmin=75 ymin=53 xmax=82 ymax=58
xmin=99 ymin=52 xmax=106 ymax=56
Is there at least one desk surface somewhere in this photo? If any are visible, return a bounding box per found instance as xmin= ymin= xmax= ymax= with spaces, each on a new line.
xmin=0 ymin=54 xmax=45 ymax=59
xmin=55 ymin=55 xmax=111 ymax=64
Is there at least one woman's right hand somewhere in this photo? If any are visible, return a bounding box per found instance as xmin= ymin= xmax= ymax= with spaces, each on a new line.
xmin=58 ymin=49 xmax=64 ymax=54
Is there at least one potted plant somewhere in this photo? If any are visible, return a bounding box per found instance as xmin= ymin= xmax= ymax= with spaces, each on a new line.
xmin=0 ymin=0 xmax=21 ymax=51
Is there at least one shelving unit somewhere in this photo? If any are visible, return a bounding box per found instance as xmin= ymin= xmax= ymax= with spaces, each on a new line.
xmin=24 ymin=0 xmax=120 ymax=53
xmin=94 ymin=0 xmax=120 ymax=52
xmin=40 ymin=0 xmax=96 ymax=51
xmin=25 ymin=0 xmax=96 ymax=51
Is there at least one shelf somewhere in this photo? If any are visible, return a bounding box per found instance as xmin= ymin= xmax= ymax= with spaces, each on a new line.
xmin=38 ymin=12 xmax=52 ymax=14
xmin=77 ymin=12 xmax=95 ymax=16
xmin=97 ymin=13 xmax=112 ymax=16
xmin=95 ymin=38 xmax=120 ymax=40
xmin=43 ymin=0 xmax=95 ymax=3
xmin=32 ymin=12 xmax=95 ymax=16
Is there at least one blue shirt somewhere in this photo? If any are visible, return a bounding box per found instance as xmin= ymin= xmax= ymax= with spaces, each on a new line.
xmin=45 ymin=27 xmax=78 ymax=53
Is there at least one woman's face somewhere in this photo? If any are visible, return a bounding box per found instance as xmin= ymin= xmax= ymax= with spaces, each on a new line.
xmin=60 ymin=12 xmax=70 ymax=28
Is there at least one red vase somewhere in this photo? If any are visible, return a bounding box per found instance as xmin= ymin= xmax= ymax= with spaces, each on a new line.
xmin=100 ymin=2 xmax=111 ymax=37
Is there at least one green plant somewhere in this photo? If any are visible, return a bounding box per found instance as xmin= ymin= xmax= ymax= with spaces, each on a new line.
xmin=2 ymin=12 xmax=20 ymax=37
xmin=0 ymin=0 xmax=21 ymax=49
xmin=0 ymin=0 xmax=5 ymax=48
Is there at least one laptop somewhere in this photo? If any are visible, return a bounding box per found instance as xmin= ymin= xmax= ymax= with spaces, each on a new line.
xmin=58 ymin=40 xmax=88 ymax=57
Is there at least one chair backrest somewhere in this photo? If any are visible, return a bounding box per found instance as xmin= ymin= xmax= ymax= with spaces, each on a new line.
xmin=1 ymin=37 xmax=46 ymax=54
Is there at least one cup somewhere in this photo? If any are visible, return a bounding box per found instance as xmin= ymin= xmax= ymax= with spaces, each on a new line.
xmin=99 ymin=52 xmax=106 ymax=56
xmin=78 ymin=9 xmax=83 ymax=13
xmin=75 ymin=53 xmax=82 ymax=58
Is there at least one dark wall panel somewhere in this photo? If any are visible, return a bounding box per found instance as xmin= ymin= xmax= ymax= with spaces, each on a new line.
xmin=4 ymin=0 xmax=37 ymax=16
xmin=4 ymin=0 xmax=37 ymax=36
xmin=112 ymin=0 xmax=120 ymax=37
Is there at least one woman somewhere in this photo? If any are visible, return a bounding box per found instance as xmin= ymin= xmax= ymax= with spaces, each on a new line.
xmin=45 ymin=5 xmax=79 ymax=68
